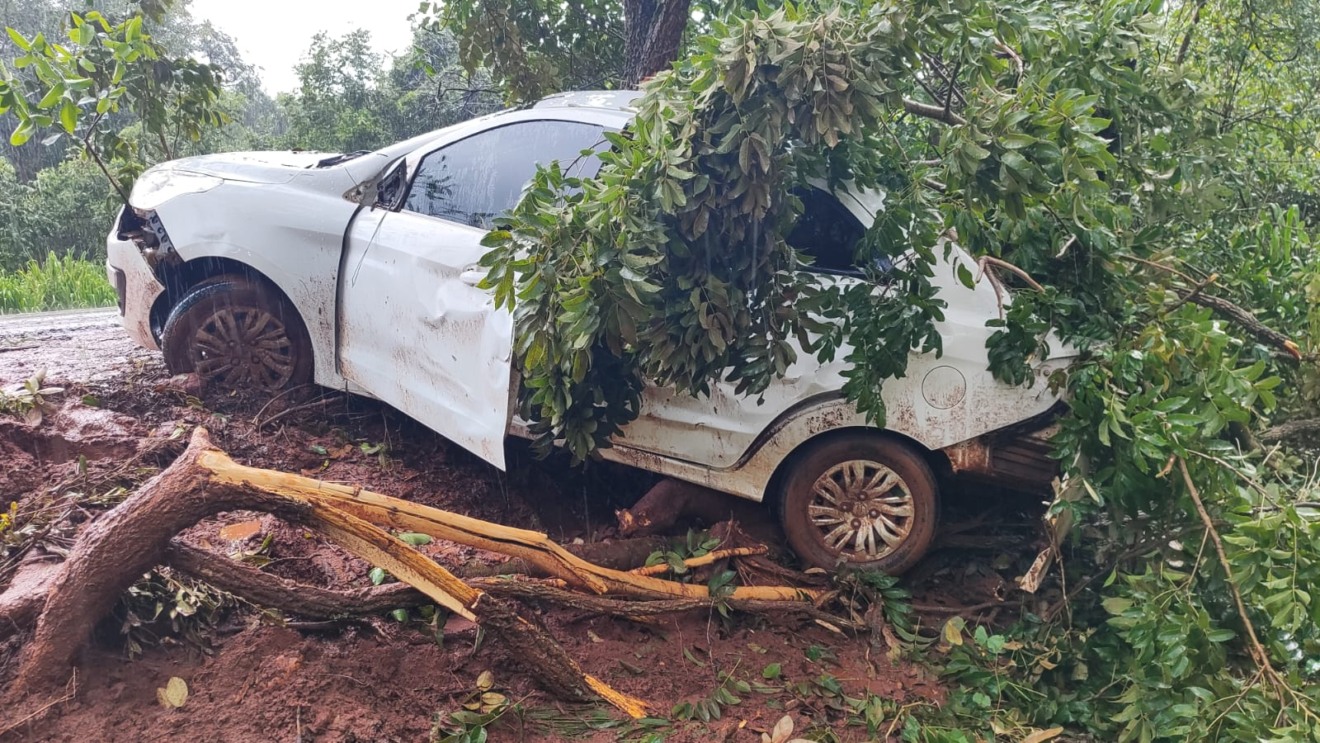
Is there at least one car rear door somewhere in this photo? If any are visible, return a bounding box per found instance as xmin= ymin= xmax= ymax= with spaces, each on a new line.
xmin=337 ymin=118 xmax=606 ymax=468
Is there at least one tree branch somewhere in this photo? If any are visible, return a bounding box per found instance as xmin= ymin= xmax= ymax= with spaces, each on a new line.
xmin=902 ymin=97 xmax=967 ymax=126
xmin=1259 ymin=418 xmax=1320 ymax=444
xmin=1176 ymin=0 xmax=1209 ymax=65
xmin=1176 ymin=290 xmax=1302 ymax=361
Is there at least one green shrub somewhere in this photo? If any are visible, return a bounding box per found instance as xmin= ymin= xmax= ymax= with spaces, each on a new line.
xmin=0 ymin=252 xmax=116 ymax=313
xmin=0 ymin=156 xmax=117 ymax=272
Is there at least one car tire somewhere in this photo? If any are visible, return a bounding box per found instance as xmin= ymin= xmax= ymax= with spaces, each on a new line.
xmin=161 ymin=276 xmax=313 ymax=392
xmin=776 ymin=433 xmax=939 ymax=574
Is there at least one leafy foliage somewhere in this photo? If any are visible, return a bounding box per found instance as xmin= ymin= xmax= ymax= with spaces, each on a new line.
xmin=0 ymin=1 xmax=226 ymax=201
xmin=481 ymin=0 xmax=1130 ymax=457
xmin=478 ymin=0 xmax=1320 ymax=739
xmin=116 ymin=567 xmax=241 ymax=659
xmin=0 ymin=157 xmax=117 ymax=270
xmin=422 ymin=0 xmax=625 ymax=102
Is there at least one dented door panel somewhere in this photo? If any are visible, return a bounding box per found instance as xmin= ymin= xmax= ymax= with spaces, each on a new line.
xmin=338 ymin=211 xmax=513 ymax=467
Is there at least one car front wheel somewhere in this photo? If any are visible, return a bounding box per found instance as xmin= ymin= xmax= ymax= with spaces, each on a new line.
xmin=776 ymin=433 xmax=939 ymax=574
xmin=161 ymin=276 xmax=313 ymax=392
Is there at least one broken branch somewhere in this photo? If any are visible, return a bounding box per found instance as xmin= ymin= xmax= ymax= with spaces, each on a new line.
xmin=1176 ymin=290 xmax=1303 ymax=361
xmin=902 ymin=97 xmax=967 ymax=126
xmin=1177 ymin=458 xmax=1280 ymax=688
xmin=6 ymin=428 xmax=823 ymax=719
xmin=978 ymin=255 xmax=1044 ymax=292
xmin=629 ymin=546 xmax=768 ymax=577
xmin=7 ymin=429 xmax=650 ymax=717
xmin=198 ymin=448 xmax=822 ymax=603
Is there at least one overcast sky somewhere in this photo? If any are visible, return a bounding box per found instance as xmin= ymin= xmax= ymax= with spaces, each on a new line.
xmin=187 ymin=0 xmax=422 ymax=95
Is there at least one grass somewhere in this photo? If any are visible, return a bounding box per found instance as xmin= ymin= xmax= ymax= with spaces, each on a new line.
xmin=0 ymin=252 xmax=116 ymax=313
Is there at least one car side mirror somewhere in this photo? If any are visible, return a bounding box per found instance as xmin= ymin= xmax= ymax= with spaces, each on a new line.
xmin=372 ymin=162 xmax=407 ymax=210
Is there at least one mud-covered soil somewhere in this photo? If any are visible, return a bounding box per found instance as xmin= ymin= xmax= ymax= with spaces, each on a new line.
xmin=0 ymin=312 xmax=1050 ymax=742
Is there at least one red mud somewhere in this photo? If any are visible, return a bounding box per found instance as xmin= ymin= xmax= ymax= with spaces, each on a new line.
xmin=0 ymin=315 xmax=1042 ymax=742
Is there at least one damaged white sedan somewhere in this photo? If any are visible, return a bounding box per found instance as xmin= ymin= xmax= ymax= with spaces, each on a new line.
xmin=106 ymin=91 xmax=1073 ymax=574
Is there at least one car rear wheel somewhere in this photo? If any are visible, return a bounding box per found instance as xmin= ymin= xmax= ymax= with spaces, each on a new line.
xmin=776 ymin=433 xmax=939 ymax=574
xmin=161 ymin=276 xmax=313 ymax=392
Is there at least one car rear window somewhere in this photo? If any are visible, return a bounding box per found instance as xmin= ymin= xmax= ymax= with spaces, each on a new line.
xmin=787 ymin=188 xmax=868 ymax=276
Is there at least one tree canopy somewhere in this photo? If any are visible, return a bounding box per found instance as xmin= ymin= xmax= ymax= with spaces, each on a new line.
xmin=464 ymin=0 xmax=1320 ymax=738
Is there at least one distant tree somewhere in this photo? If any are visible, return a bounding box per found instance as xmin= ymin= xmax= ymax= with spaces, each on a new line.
xmin=279 ymin=26 xmax=501 ymax=154
xmin=0 ymin=157 xmax=116 ymax=270
xmin=383 ymin=26 xmax=501 ymax=137
xmin=422 ymin=0 xmax=701 ymax=101
xmin=280 ymin=30 xmax=389 ymax=152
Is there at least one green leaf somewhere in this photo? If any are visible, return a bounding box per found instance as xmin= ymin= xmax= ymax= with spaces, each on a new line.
xmin=10 ymin=120 xmax=34 ymax=146
xmin=37 ymin=84 xmax=65 ymax=109
xmin=6 ymin=27 xmax=31 ymax=51
xmin=59 ymin=100 xmax=78 ymax=133
xmin=1102 ymin=597 xmax=1133 ymax=615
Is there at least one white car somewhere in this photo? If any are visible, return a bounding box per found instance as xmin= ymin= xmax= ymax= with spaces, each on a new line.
xmin=106 ymin=91 xmax=1073 ymax=573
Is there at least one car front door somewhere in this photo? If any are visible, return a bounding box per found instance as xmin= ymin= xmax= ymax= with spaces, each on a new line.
xmin=337 ymin=118 xmax=605 ymax=468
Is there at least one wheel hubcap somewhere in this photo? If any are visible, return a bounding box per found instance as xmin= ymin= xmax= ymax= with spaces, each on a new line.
xmin=808 ymin=459 xmax=914 ymax=561
xmin=191 ymin=306 xmax=295 ymax=390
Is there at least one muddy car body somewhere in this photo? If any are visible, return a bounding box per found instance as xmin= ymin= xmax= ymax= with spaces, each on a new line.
xmin=106 ymin=91 xmax=1073 ymax=573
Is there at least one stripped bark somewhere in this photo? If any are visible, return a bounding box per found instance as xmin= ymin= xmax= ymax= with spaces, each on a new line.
xmin=198 ymin=446 xmax=821 ymax=603
xmin=171 ymin=543 xmax=834 ymax=627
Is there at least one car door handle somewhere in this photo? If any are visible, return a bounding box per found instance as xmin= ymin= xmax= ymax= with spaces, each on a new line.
xmin=459 ymin=267 xmax=485 ymax=286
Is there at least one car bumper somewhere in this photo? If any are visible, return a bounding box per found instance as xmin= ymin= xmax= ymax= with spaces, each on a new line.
xmin=106 ymin=232 xmax=165 ymax=351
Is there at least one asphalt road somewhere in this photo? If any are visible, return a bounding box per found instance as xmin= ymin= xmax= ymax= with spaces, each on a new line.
xmin=0 ymin=307 xmax=119 ymax=335
xmin=0 ymin=307 xmax=158 ymax=386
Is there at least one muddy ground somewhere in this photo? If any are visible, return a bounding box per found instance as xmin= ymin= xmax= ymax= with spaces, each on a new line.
xmin=0 ymin=311 xmax=1051 ymax=742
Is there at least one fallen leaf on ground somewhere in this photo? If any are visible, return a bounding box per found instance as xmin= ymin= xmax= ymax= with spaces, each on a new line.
xmin=156 ymin=676 xmax=188 ymax=709
xmin=219 ymin=520 xmax=262 ymax=541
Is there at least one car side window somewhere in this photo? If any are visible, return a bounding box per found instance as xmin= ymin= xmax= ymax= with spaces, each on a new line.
xmin=786 ymin=188 xmax=872 ymax=277
xmin=403 ymin=120 xmax=605 ymax=229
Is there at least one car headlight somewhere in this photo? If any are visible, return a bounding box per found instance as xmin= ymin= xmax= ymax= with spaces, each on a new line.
xmin=131 ymin=169 xmax=224 ymax=210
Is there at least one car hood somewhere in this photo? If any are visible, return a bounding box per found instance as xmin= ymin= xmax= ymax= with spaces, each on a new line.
xmin=163 ymin=151 xmax=339 ymax=184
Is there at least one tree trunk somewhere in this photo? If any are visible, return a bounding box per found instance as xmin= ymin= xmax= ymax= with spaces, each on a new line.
xmin=622 ymin=0 xmax=692 ymax=86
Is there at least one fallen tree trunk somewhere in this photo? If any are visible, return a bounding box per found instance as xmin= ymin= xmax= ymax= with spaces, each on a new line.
xmin=6 ymin=429 xmax=646 ymax=716
xmin=6 ymin=540 xmax=854 ymax=637
xmin=5 ymin=427 xmax=821 ymax=720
